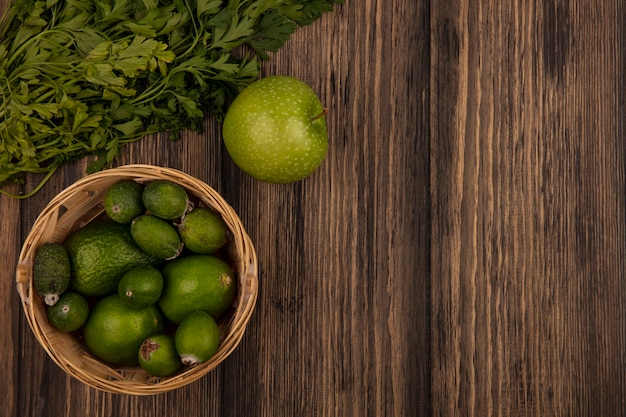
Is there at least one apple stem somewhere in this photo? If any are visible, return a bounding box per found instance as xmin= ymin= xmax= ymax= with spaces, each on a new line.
xmin=310 ymin=107 xmax=328 ymax=122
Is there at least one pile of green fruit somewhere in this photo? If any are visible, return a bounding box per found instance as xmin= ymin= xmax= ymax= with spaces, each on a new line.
xmin=32 ymin=178 xmax=237 ymax=377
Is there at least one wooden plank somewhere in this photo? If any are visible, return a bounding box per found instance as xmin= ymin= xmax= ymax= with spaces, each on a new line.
xmin=0 ymin=182 xmax=21 ymax=417
xmin=246 ymin=1 xmax=431 ymax=416
xmin=0 ymin=3 xmax=19 ymax=414
xmin=430 ymin=0 xmax=626 ymax=415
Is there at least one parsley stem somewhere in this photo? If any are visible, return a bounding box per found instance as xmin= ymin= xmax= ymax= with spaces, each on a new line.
xmin=0 ymin=164 xmax=59 ymax=199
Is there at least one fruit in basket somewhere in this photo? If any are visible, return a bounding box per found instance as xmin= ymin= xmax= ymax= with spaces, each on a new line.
xmin=178 ymin=207 xmax=229 ymax=254
xmin=83 ymin=294 xmax=164 ymax=366
xmin=118 ymin=265 xmax=164 ymax=309
xmin=131 ymin=214 xmax=183 ymax=259
xmin=33 ymin=242 xmax=71 ymax=306
xmin=104 ymin=180 xmax=145 ymax=224
xmin=158 ymin=255 xmax=236 ymax=323
xmin=138 ymin=334 xmax=182 ymax=377
xmin=46 ymin=291 xmax=89 ymax=332
xmin=175 ymin=310 xmax=220 ymax=365
xmin=64 ymin=220 xmax=160 ymax=297
xmin=222 ymin=75 xmax=328 ymax=183
xmin=142 ymin=180 xmax=190 ymax=220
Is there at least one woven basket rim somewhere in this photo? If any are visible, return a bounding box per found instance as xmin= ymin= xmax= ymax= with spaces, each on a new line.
xmin=16 ymin=164 xmax=259 ymax=395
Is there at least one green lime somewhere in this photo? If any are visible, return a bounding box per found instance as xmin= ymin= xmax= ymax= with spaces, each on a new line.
xmin=158 ymin=255 xmax=236 ymax=324
xmin=178 ymin=207 xmax=228 ymax=254
xmin=175 ymin=310 xmax=220 ymax=365
xmin=82 ymin=294 xmax=164 ymax=366
xmin=104 ymin=180 xmax=145 ymax=224
xmin=46 ymin=291 xmax=89 ymax=332
xmin=130 ymin=214 xmax=183 ymax=260
xmin=118 ymin=265 xmax=164 ymax=309
xmin=33 ymin=242 xmax=71 ymax=306
xmin=64 ymin=220 xmax=160 ymax=297
xmin=142 ymin=180 xmax=189 ymax=220
xmin=138 ymin=334 xmax=182 ymax=377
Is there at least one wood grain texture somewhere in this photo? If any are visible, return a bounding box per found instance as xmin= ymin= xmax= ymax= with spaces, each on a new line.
xmin=0 ymin=181 xmax=19 ymax=417
xmin=430 ymin=0 xmax=626 ymax=415
xmin=0 ymin=0 xmax=624 ymax=416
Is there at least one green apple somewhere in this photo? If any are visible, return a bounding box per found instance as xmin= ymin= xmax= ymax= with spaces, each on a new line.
xmin=221 ymin=75 xmax=328 ymax=183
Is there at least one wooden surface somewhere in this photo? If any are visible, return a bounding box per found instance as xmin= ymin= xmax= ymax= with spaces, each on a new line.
xmin=1 ymin=0 xmax=624 ymax=416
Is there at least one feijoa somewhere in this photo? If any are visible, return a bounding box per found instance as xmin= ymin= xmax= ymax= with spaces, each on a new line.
xmin=118 ymin=265 xmax=164 ymax=309
xmin=175 ymin=310 xmax=220 ymax=365
xmin=104 ymin=180 xmax=145 ymax=224
xmin=142 ymin=180 xmax=189 ymax=220
xmin=33 ymin=242 xmax=71 ymax=306
xmin=138 ymin=334 xmax=182 ymax=377
xmin=178 ymin=207 xmax=228 ymax=254
xmin=47 ymin=291 xmax=89 ymax=332
xmin=131 ymin=214 xmax=183 ymax=260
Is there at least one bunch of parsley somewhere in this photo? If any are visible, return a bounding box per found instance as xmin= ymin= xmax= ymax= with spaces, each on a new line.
xmin=0 ymin=0 xmax=342 ymax=197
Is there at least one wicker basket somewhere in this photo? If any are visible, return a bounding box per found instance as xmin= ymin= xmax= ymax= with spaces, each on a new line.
xmin=15 ymin=165 xmax=258 ymax=395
